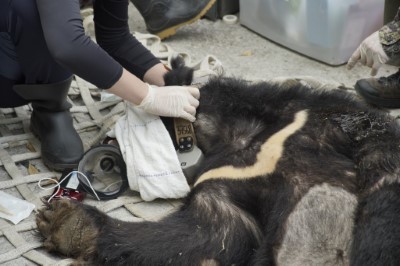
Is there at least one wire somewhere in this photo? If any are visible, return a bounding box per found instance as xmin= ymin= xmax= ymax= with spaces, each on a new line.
xmin=38 ymin=170 xmax=100 ymax=202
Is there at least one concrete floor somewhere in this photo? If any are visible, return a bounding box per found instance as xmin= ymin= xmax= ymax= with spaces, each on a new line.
xmin=128 ymin=4 xmax=398 ymax=88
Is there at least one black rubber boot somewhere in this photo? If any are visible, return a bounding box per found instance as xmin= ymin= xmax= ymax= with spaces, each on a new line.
xmin=131 ymin=0 xmax=217 ymax=39
xmin=355 ymin=69 xmax=400 ymax=108
xmin=13 ymin=77 xmax=84 ymax=171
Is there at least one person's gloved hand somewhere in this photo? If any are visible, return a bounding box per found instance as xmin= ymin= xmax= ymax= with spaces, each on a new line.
xmin=347 ymin=31 xmax=389 ymax=76
xmin=137 ymin=84 xmax=200 ymax=122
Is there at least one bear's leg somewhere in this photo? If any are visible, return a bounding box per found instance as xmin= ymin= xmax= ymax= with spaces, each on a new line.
xmin=37 ymin=183 xmax=262 ymax=265
xmin=36 ymin=199 xmax=106 ymax=262
xmin=92 ymin=184 xmax=262 ymax=265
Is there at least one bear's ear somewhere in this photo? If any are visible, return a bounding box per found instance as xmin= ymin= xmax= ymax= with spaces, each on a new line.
xmin=163 ymin=56 xmax=194 ymax=86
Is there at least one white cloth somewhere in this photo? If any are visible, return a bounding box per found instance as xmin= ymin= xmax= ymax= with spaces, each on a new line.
xmin=112 ymin=101 xmax=190 ymax=201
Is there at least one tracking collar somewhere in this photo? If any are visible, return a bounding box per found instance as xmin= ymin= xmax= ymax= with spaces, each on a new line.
xmin=173 ymin=118 xmax=197 ymax=152
xmin=173 ymin=118 xmax=204 ymax=183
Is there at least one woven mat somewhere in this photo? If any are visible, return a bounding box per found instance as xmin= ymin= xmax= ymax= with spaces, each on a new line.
xmin=0 ymin=76 xmax=129 ymax=265
xmin=0 ymin=10 xmax=224 ymax=262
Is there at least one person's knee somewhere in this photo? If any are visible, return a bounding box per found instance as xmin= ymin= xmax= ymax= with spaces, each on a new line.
xmin=8 ymin=0 xmax=71 ymax=84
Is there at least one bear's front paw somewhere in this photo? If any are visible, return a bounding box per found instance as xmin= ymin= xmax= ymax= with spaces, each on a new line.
xmin=36 ymin=199 xmax=100 ymax=261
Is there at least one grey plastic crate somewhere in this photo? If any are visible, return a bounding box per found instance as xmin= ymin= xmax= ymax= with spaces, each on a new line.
xmin=240 ymin=0 xmax=384 ymax=65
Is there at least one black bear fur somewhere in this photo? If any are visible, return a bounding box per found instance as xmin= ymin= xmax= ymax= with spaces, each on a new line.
xmin=36 ymin=57 xmax=400 ymax=265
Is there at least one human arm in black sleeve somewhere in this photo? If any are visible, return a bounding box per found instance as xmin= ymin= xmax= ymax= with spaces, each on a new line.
xmin=93 ymin=0 xmax=161 ymax=80
xmin=35 ymin=0 xmax=122 ymax=89
xmin=36 ymin=0 xmax=200 ymax=121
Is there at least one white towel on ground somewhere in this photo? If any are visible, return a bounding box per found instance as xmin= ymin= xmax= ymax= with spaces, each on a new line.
xmin=111 ymin=101 xmax=190 ymax=201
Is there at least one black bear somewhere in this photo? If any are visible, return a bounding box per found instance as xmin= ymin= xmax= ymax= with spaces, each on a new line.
xmin=36 ymin=58 xmax=400 ymax=265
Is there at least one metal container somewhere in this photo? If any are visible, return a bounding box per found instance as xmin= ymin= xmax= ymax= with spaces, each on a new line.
xmin=240 ymin=0 xmax=384 ymax=65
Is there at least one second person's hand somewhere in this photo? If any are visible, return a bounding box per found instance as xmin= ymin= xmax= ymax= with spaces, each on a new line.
xmin=347 ymin=31 xmax=389 ymax=76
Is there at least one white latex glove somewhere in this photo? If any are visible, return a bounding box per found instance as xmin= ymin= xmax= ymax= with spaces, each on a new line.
xmin=137 ymin=84 xmax=200 ymax=122
xmin=347 ymin=31 xmax=389 ymax=76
